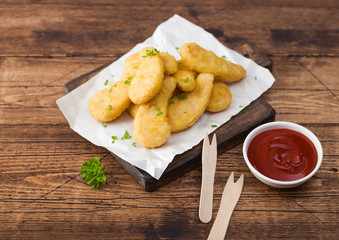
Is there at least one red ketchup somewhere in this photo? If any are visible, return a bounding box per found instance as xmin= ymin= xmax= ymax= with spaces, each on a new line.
xmin=247 ymin=128 xmax=317 ymax=181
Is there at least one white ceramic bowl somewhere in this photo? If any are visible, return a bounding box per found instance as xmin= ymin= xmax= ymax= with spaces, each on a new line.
xmin=243 ymin=121 xmax=323 ymax=188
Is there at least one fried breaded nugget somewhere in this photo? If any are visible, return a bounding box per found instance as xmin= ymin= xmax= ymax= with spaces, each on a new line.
xmin=177 ymin=60 xmax=194 ymax=72
xmin=124 ymin=52 xmax=140 ymax=75
xmin=168 ymin=73 xmax=214 ymax=132
xmin=206 ymin=82 xmax=232 ymax=112
xmin=125 ymin=50 xmax=177 ymax=76
xmin=133 ymin=77 xmax=177 ymax=148
xmin=88 ymin=72 xmax=133 ymax=122
xmin=159 ymin=52 xmax=178 ymax=75
xmin=128 ymin=47 xmax=165 ymax=104
xmin=172 ymin=69 xmax=196 ymax=92
xmin=127 ymin=103 xmax=139 ymax=118
xmin=179 ymin=43 xmax=246 ymax=82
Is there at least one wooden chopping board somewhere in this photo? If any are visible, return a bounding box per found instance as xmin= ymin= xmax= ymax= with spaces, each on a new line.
xmin=63 ymin=42 xmax=275 ymax=191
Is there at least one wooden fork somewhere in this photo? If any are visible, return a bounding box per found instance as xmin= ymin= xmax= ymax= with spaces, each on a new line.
xmin=207 ymin=172 xmax=244 ymax=240
xmin=199 ymin=132 xmax=217 ymax=223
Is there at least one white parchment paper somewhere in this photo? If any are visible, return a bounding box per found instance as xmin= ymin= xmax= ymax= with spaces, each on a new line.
xmin=56 ymin=14 xmax=275 ymax=179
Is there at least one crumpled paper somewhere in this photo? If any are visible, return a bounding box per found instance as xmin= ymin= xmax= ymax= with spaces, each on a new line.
xmin=56 ymin=14 xmax=275 ymax=179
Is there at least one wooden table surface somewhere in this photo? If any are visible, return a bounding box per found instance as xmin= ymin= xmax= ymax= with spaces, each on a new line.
xmin=1 ymin=1 xmax=338 ymax=239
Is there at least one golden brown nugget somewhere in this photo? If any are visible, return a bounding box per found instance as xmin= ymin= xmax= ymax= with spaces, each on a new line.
xmin=172 ymin=69 xmax=196 ymax=92
xmin=127 ymin=103 xmax=139 ymax=118
xmin=88 ymin=72 xmax=133 ymax=122
xmin=206 ymin=82 xmax=232 ymax=112
xmin=128 ymin=47 xmax=165 ymax=104
xmin=159 ymin=52 xmax=178 ymax=75
xmin=177 ymin=59 xmax=194 ymax=72
xmin=179 ymin=43 xmax=246 ymax=82
xmin=168 ymin=73 xmax=214 ymax=132
xmin=133 ymin=77 xmax=177 ymax=148
xmin=124 ymin=52 xmax=140 ymax=74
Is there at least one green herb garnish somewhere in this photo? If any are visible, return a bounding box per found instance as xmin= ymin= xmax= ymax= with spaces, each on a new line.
xmin=176 ymin=47 xmax=179 ymax=50
xmin=125 ymin=76 xmax=133 ymax=85
xmin=181 ymin=77 xmax=189 ymax=83
xmin=142 ymin=49 xmax=159 ymax=58
xmin=80 ymin=156 xmax=106 ymax=189
xmin=103 ymin=124 xmax=107 ymax=128
xmin=177 ymin=93 xmax=188 ymax=101
xmin=132 ymin=142 xmax=137 ymax=147
xmin=239 ymin=105 xmax=243 ymax=108
xmin=168 ymin=101 xmax=175 ymax=105
xmin=221 ymin=55 xmax=226 ymax=59
xmin=106 ymin=105 xmax=112 ymax=111
xmin=211 ymin=125 xmax=217 ymax=128
xmin=121 ymin=130 xmax=132 ymax=140
xmin=156 ymin=107 xmax=163 ymax=116
xmin=104 ymin=80 xmax=109 ymax=85
xmin=109 ymin=86 xmax=113 ymax=92
xmin=111 ymin=136 xmax=118 ymax=143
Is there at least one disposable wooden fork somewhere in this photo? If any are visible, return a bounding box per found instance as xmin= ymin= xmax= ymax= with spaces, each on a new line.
xmin=199 ymin=132 xmax=217 ymax=223
xmin=207 ymin=172 xmax=244 ymax=240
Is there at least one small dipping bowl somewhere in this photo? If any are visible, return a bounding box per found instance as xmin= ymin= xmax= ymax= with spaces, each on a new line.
xmin=243 ymin=121 xmax=323 ymax=188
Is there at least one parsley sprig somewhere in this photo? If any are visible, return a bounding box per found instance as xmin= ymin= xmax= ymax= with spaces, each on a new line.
xmin=80 ymin=156 xmax=106 ymax=189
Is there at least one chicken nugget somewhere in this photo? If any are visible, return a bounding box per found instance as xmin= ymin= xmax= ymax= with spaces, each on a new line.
xmin=88 ymin=72 xmax=133 ymax=122
xmin=177 ymin=60 xmax=194 ymax=72
xmin=159 ymin=52 xmax=178 ymax=75
xmin=179 ymin=43 xmax=246 ymax=82
xmin=124 ymin=52 xmax=140 ymax=75
xmin=168 ymin=73 xmax=214 ymax=132
xmin=133 ymin=77 xmax=177 ymax=148
xmin=172 ymin=69 xmax=196 ymax=92
xmin=128 ymin=47 xmax=165 ymax=104
xmin=206 ymin=82 xmax=232 ymax=112
xmin=127 ymin=103 xmax=139 ymax=118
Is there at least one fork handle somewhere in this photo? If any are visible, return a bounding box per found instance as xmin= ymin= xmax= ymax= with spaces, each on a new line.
xmin=207 ymin=198 xmax=235 ymax=240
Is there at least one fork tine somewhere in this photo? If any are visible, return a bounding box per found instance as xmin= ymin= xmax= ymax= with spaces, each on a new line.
xmin=228 ymin=171 xmax=235 ymax=184
xmin=236 ymin=174 xmax=245 ymax=184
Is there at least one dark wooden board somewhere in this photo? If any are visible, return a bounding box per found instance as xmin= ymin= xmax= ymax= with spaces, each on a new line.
xmin=63 ymin=42 xmax=275 ymax=191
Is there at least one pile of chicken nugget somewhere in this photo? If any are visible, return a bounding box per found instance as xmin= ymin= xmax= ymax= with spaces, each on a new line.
xmin=88 ymin=43 xmax=246 ymax=148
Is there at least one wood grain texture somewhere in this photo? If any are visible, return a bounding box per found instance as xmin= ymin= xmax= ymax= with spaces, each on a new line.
xmin=0 ymin=0 xmax=338 ymax=239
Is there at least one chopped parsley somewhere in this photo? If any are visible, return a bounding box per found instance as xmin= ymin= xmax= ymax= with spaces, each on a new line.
xmin=104 ymin=79 xmax=109 ymax=85
xmin=132 ymin=142 xmax=137 ymax=147
xmin=168 ymin=100 xmax=175 ymax=105
xmin=239 ymin=105 xmax=244 ymax=108
xmin=109 ymin=86 xmax=113 ymax=92
xmin=221 ymin=55 xmax=226 ymax=59
xmin=181 ymin=77 xmax=189 ymax=83
xmin=142 ymin=49 xmax=159 ymax=58
xmin=211 ymin=125 xmax=217 ymax=128
xmin=156 ymin=107 xmax=163 ymax=116
xmin=106 ymin=105 xmax=112 ymax=111
xmin=125 ymin=76 xmax=133 ymax=85
xmin=177 ymin=93 xmax=188 ymax=101
xmin=195 ymin=73 xmax=200 ymax=79
xmin=103 ymin=124 xmax=107 ymax=128
xmin=114 ymin=83 xmax=117 ymax=87
xmin=176 ymin=47 xmax=179 ymax=50
xmin=111 ymin=136 xmax=118 ymax=143
xmin=121 ymin=130 xmax=132 ymax=140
